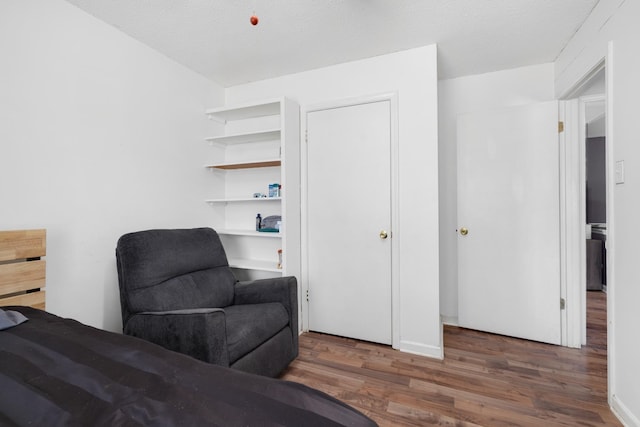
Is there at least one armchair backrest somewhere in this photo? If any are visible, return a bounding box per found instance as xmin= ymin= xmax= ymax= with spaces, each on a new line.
xmin=116 ymin=228 xmax=236 ymax=322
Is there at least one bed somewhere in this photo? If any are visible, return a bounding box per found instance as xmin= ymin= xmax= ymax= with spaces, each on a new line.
xmin=0 ymin=306 xmax=377 ymax=426
xmin=0 ymin=230 xmax=377 ymax=426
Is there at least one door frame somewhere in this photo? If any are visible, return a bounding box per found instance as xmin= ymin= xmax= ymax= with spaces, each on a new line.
xmin=301 ymin=92 xmax=400 ymax=349
xmin=560 ymin=48 xmax=616 ymax=408
xmin=560 ymin=57 xmax=609 ymax=346
xmin=560 ymin=91 xmax=607 ymax=349
xmin=559 ymin=98 xmax=582 ymax=348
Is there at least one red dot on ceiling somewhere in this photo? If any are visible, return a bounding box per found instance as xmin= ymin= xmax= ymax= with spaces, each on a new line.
xmin=250 ymin=15 xmax=259 ymax=26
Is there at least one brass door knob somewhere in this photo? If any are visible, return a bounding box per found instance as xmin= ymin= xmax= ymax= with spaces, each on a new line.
xmin=379 ymin=230 xmax=388 ymax=239
xmin=459 ymin=227 xmax=469 ymax=236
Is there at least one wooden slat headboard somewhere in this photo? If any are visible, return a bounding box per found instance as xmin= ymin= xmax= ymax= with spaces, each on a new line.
xmin=0 ymin=229 xmax=46 ymax=310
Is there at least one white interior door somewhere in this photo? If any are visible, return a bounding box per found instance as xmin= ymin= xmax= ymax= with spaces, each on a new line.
xmin=306 ymin=100 xmax=392 ymax=345
xmin=457 ymin=101 xmax=562 ymax=345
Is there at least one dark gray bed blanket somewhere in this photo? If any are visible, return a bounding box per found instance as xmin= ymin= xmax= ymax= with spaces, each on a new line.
xmin=0 ymin=306 xmax=377 ymax=427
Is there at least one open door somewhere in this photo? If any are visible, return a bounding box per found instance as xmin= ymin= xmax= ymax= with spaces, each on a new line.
xmin=457 ymin=101 xmax=562 ymax=345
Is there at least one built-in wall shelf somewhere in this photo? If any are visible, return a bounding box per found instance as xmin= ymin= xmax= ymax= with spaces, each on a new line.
xmin=217 ymin=229 xmax=282 ymax=238
xmin=204 ymin=97 xmax=300 ymax=280
xmin=206 ymin=197 xmax=282 ymax=204
xmin=205 ymin=129 xmax=280 ymax=146
xmin=205 ymin=159 xmax=281 ymax=170
xmin=206 ymin=100 xmax=281 ymax=123
xmin=228 ymin=258 xmax=282 ymax=273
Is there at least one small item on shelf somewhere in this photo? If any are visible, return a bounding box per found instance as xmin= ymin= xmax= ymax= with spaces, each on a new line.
xmin=259 ymin=215 xmax=281 ymax=232
xmin=277 ymin=249 xmax=283 ymax=269
xmin=256 ymin=213 xmax=262 ymax=231
xmin=253 ymin=192 xmax=266 ymax=198
xmin=268 ymin=183 xmax=280 ymax=198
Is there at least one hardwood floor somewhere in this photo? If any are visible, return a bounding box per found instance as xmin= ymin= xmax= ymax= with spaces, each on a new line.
xmin=280 ymin=291 xmax=620 ymax=426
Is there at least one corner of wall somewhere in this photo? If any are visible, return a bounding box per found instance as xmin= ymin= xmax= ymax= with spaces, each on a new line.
xmin=611 ymin=394 xmax=640 ymax=427
xmin=399 ymin=340 xmax=443 ymax=360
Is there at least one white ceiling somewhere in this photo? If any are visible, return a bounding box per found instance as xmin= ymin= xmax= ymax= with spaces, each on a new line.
xmin=64 ymin=0 xmax=599 ymax=87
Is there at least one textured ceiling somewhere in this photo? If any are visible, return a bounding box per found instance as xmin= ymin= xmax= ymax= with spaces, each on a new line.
xmin=64 ymin=0 xmax=599 ymax=87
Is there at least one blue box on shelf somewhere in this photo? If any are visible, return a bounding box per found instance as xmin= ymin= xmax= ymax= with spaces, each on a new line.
xmin=268 ymin=183 xmax=280 ymax=198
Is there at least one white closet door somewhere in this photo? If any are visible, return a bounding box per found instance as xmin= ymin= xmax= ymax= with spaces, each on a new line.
xmin=306 ymin=100 xmax=392 ymax=345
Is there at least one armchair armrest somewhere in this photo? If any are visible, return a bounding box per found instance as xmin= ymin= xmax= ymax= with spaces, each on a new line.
xmin=124 ymin=308 xmax=229 ymax=366
xmin=234 ymin=276 xmax=298 ymax=357
xmin=234 ymin=276 xmax=297 ymax=316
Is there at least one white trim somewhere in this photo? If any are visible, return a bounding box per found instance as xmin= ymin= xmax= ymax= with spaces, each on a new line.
xmin=561 ymin=43 xmax=622 ymax=427
xmin=559 ymin=99 xmax=582 ymax=348
xmin=301 ymin=92 xmax=401 ymax=350
xmin=441 ymin=315 xmax=458 ymax=326
xmin=611 ymin=394 xmax=640 ymax=427
xmin=399 ymin=340 xmax=443 ymax=359
xmin=389 ymin=94 xmax=401 ymax=350
xmin=559 ymin=59 xmax=606 ymax=345
xmin=558 ymin=101 xmax=573 ymax=346
xmin=605 ymin=41 xmax=616 ymax=413
xmin=300 ymin=109 xmax=310 ymax=332
xmin=560 ymin=61 xmax=606 ymax=100
xmin=577 ymin=96 xmax=588 ymax=346
xmin=558 ymin=100 xmax=567 ymax=346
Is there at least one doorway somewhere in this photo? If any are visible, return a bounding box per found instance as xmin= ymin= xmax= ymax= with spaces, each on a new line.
xmin=554 ymin=59 xmax=610 ymax=359
xmin=574 ymin=67 xmax=608 ymax=346
xmin=454 ymin=90 xmax=607 ymax=348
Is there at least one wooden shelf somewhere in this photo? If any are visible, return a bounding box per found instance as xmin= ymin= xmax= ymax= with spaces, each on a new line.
xmin=205 ymin=197 xmax=281 ymax=203
xmin=218 ymin=229 xmax=282 ymax=238
xmin=206 ymin=100 xmax=281 ymax=123
xmin=205 ymin=129 xmax=280 ymax=146
xmin=228 ymin=258 xmax=282 ymax=273
xmin=205 ymin=159 xmax=281 ymax=170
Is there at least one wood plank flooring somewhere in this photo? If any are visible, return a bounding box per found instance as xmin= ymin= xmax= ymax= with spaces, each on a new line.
xmin=280 ymin=291 xmax=620 ymax=426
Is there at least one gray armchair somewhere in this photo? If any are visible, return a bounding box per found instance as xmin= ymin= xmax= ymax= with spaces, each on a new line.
xmin=115 ymin=227 xmax=298 ymax=377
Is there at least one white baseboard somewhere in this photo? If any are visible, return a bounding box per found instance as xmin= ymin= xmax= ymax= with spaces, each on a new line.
xmin=441 ymin=315 xmax=458 ymax=326
xmin=612 ymin=394 xmax=640 ymax=427
xmin=399 ymin=340 xmax=443 ymax=359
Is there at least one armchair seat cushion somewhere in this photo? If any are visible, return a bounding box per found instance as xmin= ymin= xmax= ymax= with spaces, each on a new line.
xmin=225 ymin=303 xmax=289 ymax=364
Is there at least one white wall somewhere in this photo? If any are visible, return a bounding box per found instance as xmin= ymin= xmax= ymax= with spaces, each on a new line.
xmin=226 ymin=46 xmax=441 ymax=357
xmin=438 ymin=64 xmax=556 ymax=320
xmin=555 ymin=1 xmax=640 ymax=424
xmin=0 ymin=0 xmax=224 ymax=331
